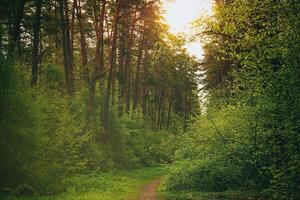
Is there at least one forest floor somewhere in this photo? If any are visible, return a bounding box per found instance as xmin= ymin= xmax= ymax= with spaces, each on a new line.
xmin=1 ymin=167 xmax=166 ymax=200
xmin=138 ymin=178 xmax=161 ymax=200
xmin=1 ymin=166 xmax=263 ymax=200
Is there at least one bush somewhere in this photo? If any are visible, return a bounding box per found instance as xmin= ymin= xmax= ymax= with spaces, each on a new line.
xmin=0 ymin=58 xmax=42 ymax=190
xmin=165 ymin=160 xmax=244 ymax=192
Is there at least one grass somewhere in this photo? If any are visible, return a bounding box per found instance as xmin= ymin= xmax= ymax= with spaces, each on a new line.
xmin=159 ymin=190 xmax=265 ymax=200
xmin=158 ymin=177 xmax=264 ymax=200
xmin=2 ymin=167 xmax=166 ymax=200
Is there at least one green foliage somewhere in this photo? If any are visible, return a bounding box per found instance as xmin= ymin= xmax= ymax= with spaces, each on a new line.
xmin=2 ymin=0 xmax=299 ymax=199
xmin=0 ymin=58 xmax=170 ymax=195
xmin=41 ymin=64 xmax=64 ymax=90
xmin=166 ymin=160 xmax=244 ymax=192
xmin=0 ymin=0 xmax=200 ymax=198
xmin=163 ymin=106 xmax=252 ymax=193
xmin=0 ymin=58 xmax=41 ymax=190
xmin=0 ymin=58 xmax=94 ymax=194
xmin=33 ymin=93 xmax=92 ymax=193
xmin=160 ymin=190 xmax=264 ymax=200
xmin=164 ymin=1 xmax=300 ymax=199
xmin=103 ymin=109 xmax=172 ymax=169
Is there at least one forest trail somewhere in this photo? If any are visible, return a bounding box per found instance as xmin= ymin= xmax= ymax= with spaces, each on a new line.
xmin=138 ymin=178 xmax=161 ymax=200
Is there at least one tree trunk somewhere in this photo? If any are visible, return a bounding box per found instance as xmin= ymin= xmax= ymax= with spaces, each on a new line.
xmin=64 ymin=0 xmax=75 ymax=95
xmin=133 ymin=21 xmax=145 ymax=110
xmin=117 ymin=21 xmax=126 ymax=115
xmin=141 ymin=51 xmax=149 ymax=115
xmin=183 ymin=91 xmax=188 ymax=131
xmin=89 ymin=0 xmax=106 ymax=112
xmin=75 ymin=0 xmax=89 ymax=83
xmin=99 ymin=0 xmax=106 ymax=93
xmin=59 ymin=0 xmax=74 ymax=96
xmin=157 ymin=90 xmax=164 ymax=130
xmin=103 ymin=0 xmax=120 ymax=142
xmin=70 ymin=0 xmax=76 ymax=67
xmin=31 ymin=0 xmax=42 ymax=86
xmin=124 ymin=15 xmax=137 ymax=113
xmin=54 ymin=1 xmax=60 ymax=65
xmin=59 ymin=0 xmax=69 ymax=91
xmin=9 ymin=0 xmax=25 ymax=53
xmin=166 ymin=96 xmax=172 ymax=130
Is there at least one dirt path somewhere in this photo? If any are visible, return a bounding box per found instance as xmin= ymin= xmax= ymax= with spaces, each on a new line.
xmin=138 ymin=178 xmax=161 ymax=200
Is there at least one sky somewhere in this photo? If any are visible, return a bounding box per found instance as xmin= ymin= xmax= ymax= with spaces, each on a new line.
xmin=162 ymin=0 xmax=213 ymax=60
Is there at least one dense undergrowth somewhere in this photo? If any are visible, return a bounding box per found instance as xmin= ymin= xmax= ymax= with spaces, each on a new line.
xmin=0 ymin=59 xmax=173 ymax=196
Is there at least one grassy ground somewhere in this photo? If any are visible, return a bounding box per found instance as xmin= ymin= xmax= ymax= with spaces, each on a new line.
xmin=2 ymin=167 xmax=165 ymax=200
xmin=158 ymin=177 xmax=264 ymax=200
xmin=159 ymin=190 xmax=264 ymax=200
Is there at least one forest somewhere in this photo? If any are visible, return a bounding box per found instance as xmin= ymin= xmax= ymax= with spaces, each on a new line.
xmin=0 ymin=0 xmax=299 ymax=199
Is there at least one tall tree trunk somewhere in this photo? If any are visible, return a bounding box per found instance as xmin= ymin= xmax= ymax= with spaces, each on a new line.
xmin=54 ymin=0 xmax=60 ymax=65
xmin=125 ymin=56 xmax=131 ymax=113
xmin=141 ymin=51 xmax=149 ymax=115
xmin=70 ymin=0 xmax=76 ymax=65
xmin=59 ymin=0 xmax=74 ymax=96
xmin=160 ymin=96 xmax=165 ymax=130
xmin=183 ymin=91 xmax=191 ymax=132
xmin=59 ymin=0 xmax=69 ymax=91
xmin=166 ymin=96 xmax=172 ymax=130
xmin=75 ymin=0 xmax=89 ymax=83
xmin=157 ymin=90 xmax=164 ymax=130
xmin=118 ymin=23 xmax=126 ymax=115
xmin=9 ymin=0 xmax=25 ymax=53
xmin=88 ymin=0 xmax=99 ymax=113
xmin=64 ymin=0 xmax=75 ymax=95
xmin=89 ymin=0 xmax=106 ymax=112
xmin=133 ymin=22 xmax=145 ymax=110
xmin=99 ymin=0 xmax=106 ymax=89
xmin=31 ymin=0 xmax=42 ymax=86
xmin=124 ymin=14 xmax=136 ymax=113
xmin=112 ymin=58 xmax=116 ymax=104
xmin=154 ymin=90 xmax=157 ymax=129
xmin=103 ymin=0 xmax=120 ymax=142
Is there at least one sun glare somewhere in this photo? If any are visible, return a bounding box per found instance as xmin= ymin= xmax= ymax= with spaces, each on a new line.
xmin=162 ymin=0 xmax=213 ymax=59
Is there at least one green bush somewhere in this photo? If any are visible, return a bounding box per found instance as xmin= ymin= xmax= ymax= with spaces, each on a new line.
xmin=165 ymin=160 xmax=244 ymax=192
xmin=0 ymin=58 xmax=42 ymax=190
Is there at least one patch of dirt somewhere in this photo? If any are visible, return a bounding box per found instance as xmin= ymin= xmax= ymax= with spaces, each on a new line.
xmin=138 ymin=178 xmax=162 ymax=200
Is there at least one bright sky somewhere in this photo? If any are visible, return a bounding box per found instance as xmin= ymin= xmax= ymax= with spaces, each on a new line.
xmin=162 ymin=0 xmax=213 ymax=60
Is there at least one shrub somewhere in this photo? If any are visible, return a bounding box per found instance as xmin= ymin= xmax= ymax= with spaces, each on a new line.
xmin=165 ymin=160 xmax=244 ymax=192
